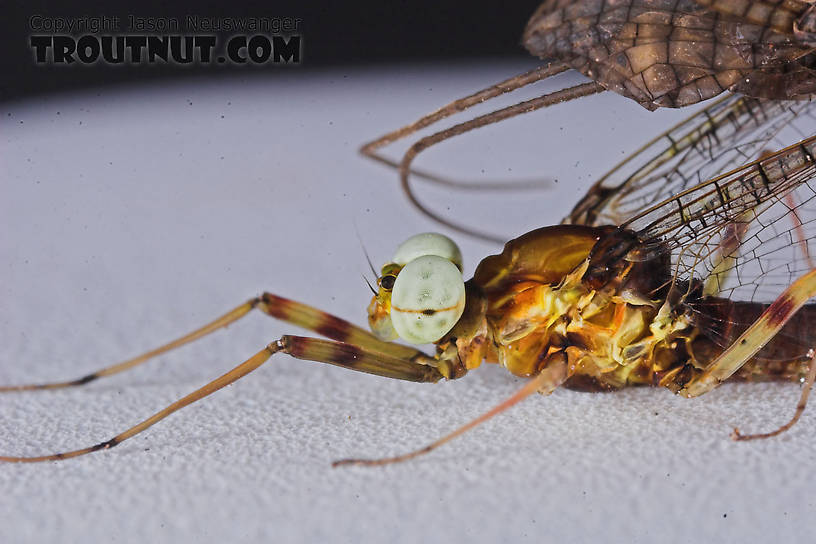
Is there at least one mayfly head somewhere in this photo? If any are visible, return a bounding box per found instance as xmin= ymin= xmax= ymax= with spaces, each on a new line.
xmin=367 ymin=232 xmax=465 ymax=344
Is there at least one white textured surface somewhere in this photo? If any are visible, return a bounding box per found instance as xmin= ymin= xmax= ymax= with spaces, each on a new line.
xmin=1 ymin=62 xmax=815 ymax=543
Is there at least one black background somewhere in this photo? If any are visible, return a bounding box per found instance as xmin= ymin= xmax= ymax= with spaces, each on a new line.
xmin=2 ymin=0 xmax=543 ymax=103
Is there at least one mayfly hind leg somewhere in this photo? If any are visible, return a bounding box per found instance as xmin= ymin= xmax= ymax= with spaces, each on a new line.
xmin=727 ymin=189 xmax=816 ymax=441
xmin=679 ymin=268 xmax=816 ymax=439
xmin=731 ymin=348 xmax=816 ymax=441
xmin=0 ymin=294 xmax=452 ymax=463
xmin=678 ymin=141 xmax=816 ymax=440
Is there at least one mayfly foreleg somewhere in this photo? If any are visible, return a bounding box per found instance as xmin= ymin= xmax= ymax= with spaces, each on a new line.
xmin=0 ymin=293 xmax=440 ymax=392
xmin=0 ymin=297 xmax=262 ymax=392
xmin=0 ymin=344 xmax=275 ymax=463
xmin=0 ymin=332 xmax=450 ymax=463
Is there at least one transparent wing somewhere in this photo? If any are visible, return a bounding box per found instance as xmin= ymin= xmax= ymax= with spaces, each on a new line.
xmin=622 ymin=131 xmax=816 ymax=354
xmin=566 ymin=95 xmax=816 ymax=227
xmin=622 ymin=130 xmax=814 ymax=286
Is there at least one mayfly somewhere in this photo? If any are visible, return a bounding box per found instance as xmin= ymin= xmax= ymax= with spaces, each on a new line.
xmin=2 ymin=91 xmax=816 ymax=465
xmin=360 ymin=0 xmax=816 ymax=242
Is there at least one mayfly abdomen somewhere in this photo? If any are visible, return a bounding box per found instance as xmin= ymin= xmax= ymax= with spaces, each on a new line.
xmin=688 ymin=298 xmax=816 ymax=383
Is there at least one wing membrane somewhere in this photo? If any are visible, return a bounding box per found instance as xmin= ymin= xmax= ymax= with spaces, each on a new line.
xmin=589 ymin=128 xmax=816 ymax=353
xmin=567 ymin=96 xmax=816 ymax=227
xmin=624 ymin=138 xmax=815 ymax=238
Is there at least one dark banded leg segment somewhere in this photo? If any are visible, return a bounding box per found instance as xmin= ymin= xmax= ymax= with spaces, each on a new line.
xmin=728 ymin=196 xmax=816 ymax=441
xmin=0 ymin=292 xmax=444 ymax=392
xmin=681 ymin=269 xmax=816 ymax=439
xmin=0 ymin=334 xmax=448 ymax=463
xmin=257 ymin=293 xmax=435 ymax=366
xmin=682 ymin=269 xmax=816 ymax=398
xmin=0 ymin=298 xmax=263 ymax=392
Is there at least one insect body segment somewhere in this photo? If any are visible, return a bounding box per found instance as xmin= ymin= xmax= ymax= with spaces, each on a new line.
xmin=465 ymin=226 xmax=693 ymax=387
